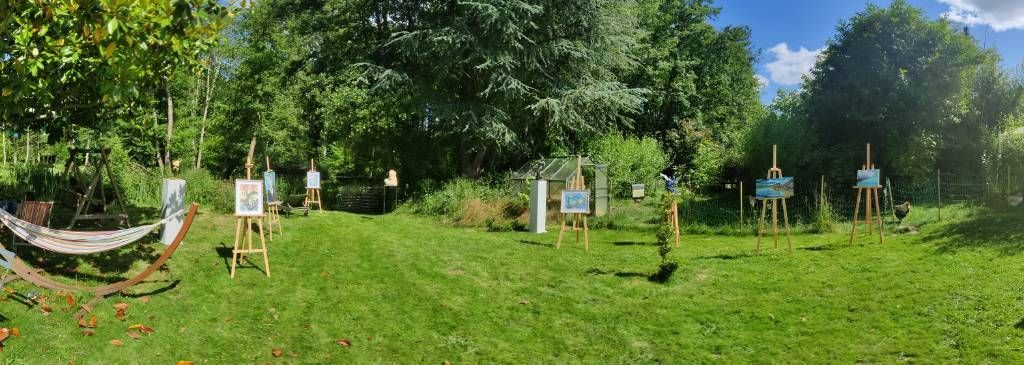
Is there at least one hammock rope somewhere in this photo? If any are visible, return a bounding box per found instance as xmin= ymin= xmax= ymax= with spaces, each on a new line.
xmin=0 ymin=209 xmax=185 ymax=255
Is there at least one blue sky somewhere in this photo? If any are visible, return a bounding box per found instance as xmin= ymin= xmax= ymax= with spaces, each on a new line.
xmin=711 ymin=0 xmax=1024 ymax=103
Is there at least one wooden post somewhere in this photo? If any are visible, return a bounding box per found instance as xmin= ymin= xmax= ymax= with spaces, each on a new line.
xmin=937 ymin=169 xmax=942 ymax=221
xmin=738 ymin=181 xmax=744 ymax=226
xmin=230 ymin=136 xmax=270 ymax=278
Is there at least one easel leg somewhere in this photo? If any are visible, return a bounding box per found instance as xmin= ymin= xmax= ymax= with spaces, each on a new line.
xmin=673 ymin=203 xmax=681 ymax=248
xmin=850 ymin=189 xmax=862 ymax=244
xmin=782 ymin=198 xmax=792 ymax=254
xmin=772 ymin=199 xmax=779 ymax=248
xmin=257 ymin=218 xmax=271 ymax=277
xmin=267 ymin=215 xmax=273 ymax=241
xmin=556 ymin=215 xmax=567 ymax=249
xmin=230 ymin=218 xmax=242 ymax=278
xmin=317 ymin=189 xmax=323 ymax=211
xmin=866 ymin=187 xmax=873 ymax=236
xmin=873 ymin=188 xmax=884 ymax=244
xmin=756 ymin=200 xmax=767 ymax=255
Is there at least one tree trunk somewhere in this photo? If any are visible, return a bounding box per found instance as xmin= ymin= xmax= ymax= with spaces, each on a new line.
xmin=164 ymin=81 xmax=175 ymax=168
xmin=153 ymin=109 xmax=165 ymax=172
xmin=459 ymin=142 xmax=487 ymax=178
xmin=195 ymin=58 xmax=218 ymax=169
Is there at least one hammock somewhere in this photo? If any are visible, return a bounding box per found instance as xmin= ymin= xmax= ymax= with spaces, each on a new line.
xmin=0 ymin=208 xmax=185 ymax=255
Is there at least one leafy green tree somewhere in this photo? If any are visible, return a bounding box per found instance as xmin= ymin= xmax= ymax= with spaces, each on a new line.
xmin=0 ymin=0 xmax=229 ymax=139
xmin=802 ymin=0 xmax=989 ymax=178
xmin=627 ymin=0 xmax=761 ymax=185
xmin=363 ymin=0 xmax=646 ymax=177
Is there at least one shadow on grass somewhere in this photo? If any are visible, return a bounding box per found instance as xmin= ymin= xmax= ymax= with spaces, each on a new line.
xmin=1015 ymin=318 xmax=1024 ymax=330
xmin=214 ymin=243 xmax=267 ymax=276
xmin=586 ymin=268 xmax=648 ymax=278
xmin=518 ymin=240 xmax=554 ymax=248
xmin=925 ymin=208 xmax=1024 ymax=255
xmin=121 ymin=279 xmax=180 ymax=297
xmin=696 ymin=253 xmax=754 ymax=260
xmin=613 ymin=241 xmax=648 ymax=246
xmin=800 ymin=244 xmax=840 ymax=251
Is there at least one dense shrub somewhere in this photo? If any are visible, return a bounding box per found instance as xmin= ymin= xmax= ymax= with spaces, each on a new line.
xmin=588 ymin=134 xmax=669 ymax=198
xmin=649 ymin=194 xmax=679 ymax=283
xmin=406 ymin=178 xmax=528 ymax=230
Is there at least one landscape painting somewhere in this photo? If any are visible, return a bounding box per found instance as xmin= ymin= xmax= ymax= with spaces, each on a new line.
xmin=306 ymin=171 xmax=321 ymax=189
xmin=561 ymin=190 xmax=591 ymax=214
xmin=755 ymin=177 xmax=795 ymax=199
xmin=235 ymin=179 xmax=264 ymax=216
xmin=856 ymin=169 xmax=881 ymax=188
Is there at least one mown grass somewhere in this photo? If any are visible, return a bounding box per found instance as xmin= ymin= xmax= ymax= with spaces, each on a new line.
xmin=0 ymin=204 xmax=1023 ymax=363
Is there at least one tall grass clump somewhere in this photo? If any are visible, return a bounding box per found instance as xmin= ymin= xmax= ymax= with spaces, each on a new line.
xmin=649 ymin=194 xmax=679 ymax=283
xmin=813 ymin=197 xmax=837 ymax=233
xmin=406 ymin=178 xmax=528 ymax=230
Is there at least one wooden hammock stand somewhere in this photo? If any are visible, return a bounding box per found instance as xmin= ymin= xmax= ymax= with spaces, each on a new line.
xmin=0 ymin=204 xmax=199 ymax=321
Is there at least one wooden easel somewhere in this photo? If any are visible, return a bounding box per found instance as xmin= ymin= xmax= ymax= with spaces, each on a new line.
xmin=666 ymin=199 xmax=681 ymax=247
xmin=305 ymin=159 xmax=323 ymax=212
xmin=849 ymin=143 xmax=884 ymax=245
xmin=756 ymin=145 xmax=793 ymax=254
xmin=63 ymin=148 xmax=130 ymax=228
xmin=556 ymin=156 xmax=590 ymax=251
xmin=264 ymin=156 xmax=283 ymax=240
xmin=230 ymin=137 xmax=271 ymax=278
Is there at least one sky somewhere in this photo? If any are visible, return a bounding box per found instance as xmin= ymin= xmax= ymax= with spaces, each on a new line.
xmin=711 ymin=0 xmax=1024 ymax=104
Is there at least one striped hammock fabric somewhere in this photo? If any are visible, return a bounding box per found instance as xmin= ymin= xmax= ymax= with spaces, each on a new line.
xmin=0 ymin=209 xmax=184 ymax=255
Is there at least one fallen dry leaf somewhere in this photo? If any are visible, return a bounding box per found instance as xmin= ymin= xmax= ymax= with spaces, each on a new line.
xmin=11 ymin=328 xmax=20 ymax=337
xmin=115 ymin=309 xmax=126 ymax=321
xmin=65 ymin=293 xmax=75 ymax=306
xmin=336 ymin=339 xmax=352 ymax=347
xmin=271 ymin=348 xmax=283 ymax=357
xmin=176 ymin=361 xmax=194 ymax=365
xmin=113 ymin=303 xmax=128 ymax=310
xmin=89 ymin=316 xmax=97 ymax=328
xmin=126 ymin=331 xmax=141 ymax=340
xmin=78 ymin=316 xmax=97 ymax=329
xmin=81 ymin=329 xmax=95 ymax=336
xmin=140 ymin=296 xmax=151 ymax=304
xmin=109 ymin=339 xmax=124 ymax=346
xmin=0 ymin=328 xmax=10 ymax=342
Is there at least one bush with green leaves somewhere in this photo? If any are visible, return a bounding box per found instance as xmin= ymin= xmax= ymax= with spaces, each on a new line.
xmin=649 ymin=194 xmax=679 ymax=283
xmin=588 ymin=134 xmax=669 ymax=198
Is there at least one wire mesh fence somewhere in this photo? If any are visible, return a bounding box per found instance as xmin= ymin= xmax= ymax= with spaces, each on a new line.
xmin=677 ymin=171 xmax=1000 ymax=229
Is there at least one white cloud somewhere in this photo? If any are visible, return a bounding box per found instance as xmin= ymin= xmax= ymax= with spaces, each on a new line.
xmin=764 ymin=43 xmax=823 ymax=86
xmin=938 ymin=0 xmax=1024 ymax=31
xmin=755 ymin=74 xmax=769 ymax=90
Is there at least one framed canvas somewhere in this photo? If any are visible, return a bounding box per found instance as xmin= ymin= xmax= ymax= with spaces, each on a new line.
xmin=306 ymin=171 xmax=321 ymax=189
xmin=755 ymin=177 xmax=795 ymax=200
xmin=560 ymin=190 xmax=591 ymax=214
xmin=856 ymin=169 xmax=881 ymax=188
xmin=263 ymin=171 xmax=278 ymax=203
xmin=235 ymin=179 xmax=264 ymax=216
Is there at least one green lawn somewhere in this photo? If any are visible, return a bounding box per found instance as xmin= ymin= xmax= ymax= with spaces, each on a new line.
xmin=1 ymin=205 xmax=1023 ymax=363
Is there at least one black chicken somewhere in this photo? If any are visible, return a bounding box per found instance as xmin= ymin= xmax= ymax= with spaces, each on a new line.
xmin=894 ymin=201 xmax=911 ymax=225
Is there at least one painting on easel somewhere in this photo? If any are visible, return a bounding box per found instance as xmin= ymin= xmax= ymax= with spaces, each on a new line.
xmin=263 ymin=171 xmax=278 ymax=202
xmin=306 ymin=171 xmax=321 ymax=189
xmin=560 ymin=190 xmax=591 ymax=214
xmin=755 ymin=177 xmax=794 ymax=199
xmin=235 ymin=180 xmax=264 ymax=216
xmin=856 ymin=169 xmax=881 ymax=188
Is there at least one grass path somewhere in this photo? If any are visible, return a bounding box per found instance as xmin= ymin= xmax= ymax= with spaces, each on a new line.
xmin=1 ymin=206 xmax=1023 ymax=363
